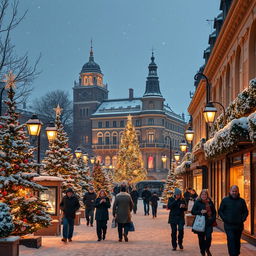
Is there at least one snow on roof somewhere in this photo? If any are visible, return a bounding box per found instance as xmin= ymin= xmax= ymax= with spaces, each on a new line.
xmin=164 ymin=105 xmax=184 ymax=121
xmin=33 ymin=176 xmax=64 ymax=182
xmin=92 ymin=99 xmax=142 ymax=116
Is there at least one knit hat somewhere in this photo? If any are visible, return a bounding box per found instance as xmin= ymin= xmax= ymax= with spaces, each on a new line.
xmin=66 ymin=188 xmax=74 ymax=194
xmin=174 ymin=188 xmax=181 ymax=196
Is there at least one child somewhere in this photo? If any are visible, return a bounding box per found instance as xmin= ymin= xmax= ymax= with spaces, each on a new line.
xmin=150 ymin=192 xmax=159 ymax=218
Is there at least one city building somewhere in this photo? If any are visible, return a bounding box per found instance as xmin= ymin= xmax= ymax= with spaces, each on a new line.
xmin=73 ymin=47 xmax=186 ymax=180
xmin=178 ymin=0 xmax=256 ymax=244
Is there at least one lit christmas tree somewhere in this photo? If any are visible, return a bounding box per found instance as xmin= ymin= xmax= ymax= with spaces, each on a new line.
xmin=114 ymin=115 xmax=147 ymax=183
xmin=0 ymin=72 xmax=51 ymax=235
xmin=92 ymin=162 xmax=111 ymax=197
xmin=42 ymin=105 xmax=82 ymax=198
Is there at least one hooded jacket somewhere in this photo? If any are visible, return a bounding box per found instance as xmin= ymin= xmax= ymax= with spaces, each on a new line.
xmin=60 ymin=193 xmax=80 ymax=219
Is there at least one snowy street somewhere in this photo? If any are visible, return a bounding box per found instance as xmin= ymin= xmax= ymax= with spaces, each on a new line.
xmin=20 ymin=200 xmax=256 ymax=256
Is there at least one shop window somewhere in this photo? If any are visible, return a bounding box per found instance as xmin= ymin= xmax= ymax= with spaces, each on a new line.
xmin=148 ymin=156 xmax=154 ymax=169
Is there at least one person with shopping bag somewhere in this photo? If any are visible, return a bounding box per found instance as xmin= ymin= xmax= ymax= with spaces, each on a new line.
xmin=191 ymin=189 xmax=216 ymax=256
xmin=167 ymin=188 xmax=187 ymax=251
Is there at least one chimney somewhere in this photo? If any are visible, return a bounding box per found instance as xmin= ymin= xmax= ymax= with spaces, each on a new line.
xmin=129 ymin=88 xmax=134 ymax=100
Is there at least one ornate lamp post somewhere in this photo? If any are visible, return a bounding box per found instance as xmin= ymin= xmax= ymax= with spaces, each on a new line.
xmin=45 ymin=122 xmax=57 ymax=142
xmin=74 ymin=147 xmax=83 ymax=158
xmin=179 ymin=140 xmax=188 ymax=153
xmin=174 ymin=152 xmax=180 ymax=162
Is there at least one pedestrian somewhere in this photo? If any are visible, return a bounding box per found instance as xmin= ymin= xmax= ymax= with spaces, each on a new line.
xmin=130 ymin=186 xmax=139 ymax=214
xmin=60 ymin=187 xmax=80 ymax=243
xmin=112 ymin=185 xmax=134 ymax=242
xmin=191 ymin=189 xmax=216 ymax=256
xmin=167 ymin=188 xmax=187 ymax=251
xmin=95 ymin=189 xmax=111 ymax=241
xmin=190 ymin=189 xmax=198 ymax=201
xmin=150 ymin=192 xmax=159 ymax=218
xmin=218 ymin=185 xmax=248 ymax=256
xmin=83 ymin=186 xmax=97 ymax=227
xmin=141 ymin=186 xmax=152 ymax=215
xmin=183 ymin=187 xmax=191 ymax=205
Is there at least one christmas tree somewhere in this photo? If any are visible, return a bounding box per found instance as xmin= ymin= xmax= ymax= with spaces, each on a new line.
xmin=0 ymin=72 xmax=51 ymax=235
xmin=162 ymin=164 xmax=180 ymax=203
xmin=42 ymin=105 xmax=82 ymax=198
xmin=114 ymin=115 xmax=147 ymax=184
xmin=0 ymin=203 xmax=14 ymax=238
xmin=92 ymin=162 xmax=111 ymax=197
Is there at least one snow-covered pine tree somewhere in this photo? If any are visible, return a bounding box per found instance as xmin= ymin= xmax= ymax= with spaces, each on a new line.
xmin=42 ymin=105 xmax=82 ymax=198
xmin=0 ymin=73 xmax=51 ymax=235
xmin=114 ymin=115 xmax=147 ymax=184
xmin=0 ymin=203 xmax=14 ymax=238
xmin=92 ymin=162 xmax=111 ymax=197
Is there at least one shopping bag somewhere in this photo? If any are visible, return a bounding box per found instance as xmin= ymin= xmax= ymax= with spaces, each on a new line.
xmin=111 ymin=218 xmax=117 ymax=228
xmin=192 ymin=215 xmax=205 ymax=233
xmin=187 ymin=200 xmax=194 ymax=212
xmin=128 ymin=221 xmax=135 ymax=232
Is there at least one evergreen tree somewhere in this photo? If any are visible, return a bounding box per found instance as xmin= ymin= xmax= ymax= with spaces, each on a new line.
xmin=92 ymin=162 xmax=111 ymax=197
xmin=114 ymin=115 xmax=147 ymax=184
xmin=0 ymin=203 xmax=14 ymax=238
xmin=0 ymin=73 xmax=51 ymax=235
xmin=42 ymin=105 xmax=82 ymax=197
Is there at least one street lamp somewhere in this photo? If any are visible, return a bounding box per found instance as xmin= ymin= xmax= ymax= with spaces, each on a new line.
xmin=82 ymin=153 xmax=88 ymax=163
xmin=174 ymin=152 xmax=180 ymax=162
xmin=74 ymin=147 xmax=82 ymax=158
xmin=90 ymin=156 xmax=96 ymax=164
xmin=179 ymin=140 xmax=188 ymax=152
xmin=45 ymin=122 xmax=57 ymax=142
xmin=161 ymin=154 xmax=167 ymax=163
xmin=185 ymin=126 xmax=194 ymax=144
xmin=203 ymin=102 xmax=217 ymax=124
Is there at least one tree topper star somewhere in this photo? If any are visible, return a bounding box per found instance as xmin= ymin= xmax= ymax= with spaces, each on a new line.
xmin=127 ymin=114 xmax=132 ymax=122
xmin=54 ymin=104 xmax=63 ymax=116
xmin=4 ymin=71 xmax=16 ymax=89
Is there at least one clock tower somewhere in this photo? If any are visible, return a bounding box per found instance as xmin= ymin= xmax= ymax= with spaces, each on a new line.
xmin=73 ymin=45 xmax=108 ymax=152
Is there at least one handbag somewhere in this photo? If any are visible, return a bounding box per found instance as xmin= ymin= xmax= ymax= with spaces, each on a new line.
xmin=192 ymin=215 xmax=205 ymax=233
xmin=111 ymin=218 xmax=117 ymax=228
xmin=187 ymin=200 xmax=194 ymax=212
xmin=128 ymin=221 xmax=135 ymax=232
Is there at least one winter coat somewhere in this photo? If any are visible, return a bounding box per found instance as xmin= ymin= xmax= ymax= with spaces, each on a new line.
xmin=150 ymin=195 xmax=159 ymax=206
xmin=60 ymin=195 xmax=80 ymax=219
xmin=191 ymin=198 xmax=216 ymax=227
xmin=141 ymin=190 xmax=152 ymax=202
xmin=218 ymin=194 xmax=248 ymax=230
xmin=183 ymin=191 xmax=191 ymax=203
xmin=112 ymin=192 xmax=133 ymax=223
xmin=83 ymin=192 xmax=97 ymax=210
xmin=167 ymin=197 xmax=187 ymax=224
xmin=130 ymin=190 xmax=139 ymax=203
xmin=95 ymin=197 xmax=111 ymax=221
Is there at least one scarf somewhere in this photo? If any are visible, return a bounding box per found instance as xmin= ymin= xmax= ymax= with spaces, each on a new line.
xmin=202 ymin=199 xmax=212 ymax=217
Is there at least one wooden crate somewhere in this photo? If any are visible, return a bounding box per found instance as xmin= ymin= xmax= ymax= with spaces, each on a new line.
xmin=19 ymin=236 xmax=41 ymax=249
xmin=34 ymin=219 xmax=61 ymax=236
xmin=0 ymin=236 xmax=20 ymax=256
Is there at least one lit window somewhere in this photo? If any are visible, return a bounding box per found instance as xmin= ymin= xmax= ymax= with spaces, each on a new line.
xmin=148 ymin=156 xmax=154 ymax=169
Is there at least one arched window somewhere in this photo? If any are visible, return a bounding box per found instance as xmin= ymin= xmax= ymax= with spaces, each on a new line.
xmin=147 ymin=131 xmax=155 ymax=143
xmin=148 ymin=155 xmax=154 ymax=169
xmin=97 ymin=132 xmax=103 ymax=144
xmin=225 ymin=64 xmax=231 ymax=107
xmin=112 ymin=132 xmax=118 ymax=144
xmin=105 ymin=156 xmax=111 ymax=166
xmin=105 ymin=132 xmax=110 ymax=145
xmin=112 ymin=156 xmax=118 ymax=168
xmin=249 ymin=20 xmax=256 ymax=80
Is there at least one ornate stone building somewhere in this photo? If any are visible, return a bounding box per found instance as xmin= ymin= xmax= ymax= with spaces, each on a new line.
xmin=73 ymin=47 xmax=185 ymax=179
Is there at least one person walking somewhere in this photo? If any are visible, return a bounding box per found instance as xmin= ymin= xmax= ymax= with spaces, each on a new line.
xmin=190 ymin=188 xmax=198 ymax=201
xmin=183 ymin=188 xmax=191 ymax=205
xmin=167 ymin=188 xmax=187 ymax=251
xmin=130 ymin=186 xmax=139 ymax=214
xmin=218 ymin=185 xmax=248 ymax=256
xmin=95 ymin=189 xmax=111 ymax=241
xmin=191 ymin=189 xmax=216 ymax=256
xmin=60 ymin=188 xmax=80 ymax=243
xmin=83 ymin=186 xmax=97 ymax=227
xmin=150 ymin=192 xmax=159 ymax=218
xmin=112 ymin=185 xmax=134 ymax=242
xmin=141 ymin=186 xmax=152 ymax=215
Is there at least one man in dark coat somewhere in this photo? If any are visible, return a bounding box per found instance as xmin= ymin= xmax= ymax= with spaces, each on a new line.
xmin=141 ymin=186 xmax=152 ymax=215
xmin=218 ymin=185 xmax=248 ymax=256
xmin=60 ymin=188 xmax=80 ymax=242
xmin=168 ymin=188 xmax=187 ymax=251
xmin=83 ymin=186 xmax=97 ymax=226
xmin=130 ymin=187 xmax=139 ymax=214
xmin=183 ymin=188 xmax=191 ymax=204
xmin=150 ymin=192 xmax=159 ymax=218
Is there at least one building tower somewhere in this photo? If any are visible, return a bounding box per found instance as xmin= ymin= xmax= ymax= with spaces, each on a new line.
xmin=73 ymin=44 xmax=108 ymax=152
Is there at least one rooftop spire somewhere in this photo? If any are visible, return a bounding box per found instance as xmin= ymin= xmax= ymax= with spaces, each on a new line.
xmin=89 ymin=39 xmax=94 ymax=61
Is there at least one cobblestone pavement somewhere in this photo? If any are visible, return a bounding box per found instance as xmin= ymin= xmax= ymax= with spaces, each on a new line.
xmin=20 ymin=200 xmax=256 ymax=256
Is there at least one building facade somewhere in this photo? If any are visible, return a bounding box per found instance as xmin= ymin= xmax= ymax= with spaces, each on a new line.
xmin=73 ymin=48 xmax=186 ymax=180
xmin=179 ymin=0 xmax=256 ymax=244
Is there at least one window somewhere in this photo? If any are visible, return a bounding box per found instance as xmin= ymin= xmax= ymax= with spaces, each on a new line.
xmin=105 ymin=156 xmax=111 ymax=166
xmin=148 ymin=132 xmax=154 ymax=143
xmin=149 ymin=101 xmax=154 ymax=109
xmin=84 ymin=136 xmax=89 ymax=144
xmin=80 ymin=109 xmax=83 ymax=118
xmin=112 ymin=156 xmax=118 ymax=167
xmin=120 ymin=120 xmax=124 ymax=127
xmin=86 ymin=108 xmax=89 ymax=116
xmin=136 ymin=131 xmax=141 ymax=142
xmin=93 ymin=77 xmax=97 ymax=84
xmin=113 ymin=121 xmax=117 ymax=127
xmin=162 ymin=119 xmax=165 ymax=126
xmin=97 ymin=132 xmax=103 ymax=144
xmin=112 ymin=132 xmax=118 ymax=144
xmin=106 ymin=121 xmax=109 ymax=128
xmin=148 ymin=118 xmax=154 ymax=125
xmin=135 ymin=119 xmax=141 ymax=127
xmin=82 ymin=108 xmax=85 ymax=117
xmin=105 ymin=132 xmax=110 ymax=145
xmin=98 ymin=122 xmax=102 ymax=128
xmin=148 ymin=155 xmax=154 ymax=169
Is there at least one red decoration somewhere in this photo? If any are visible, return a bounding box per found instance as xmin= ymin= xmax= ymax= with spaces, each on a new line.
xmin=23 ymin=159 xmax=29 ymax=164
xmin=2 ymin=191 xmax=7 ymax=196
xmin=14 ymin=164 xmax=19 ymax=169
xmin=23 ymin=218 xmax=28 ymax=223
xmin=0 ymin=125 xmax=3 ymax=129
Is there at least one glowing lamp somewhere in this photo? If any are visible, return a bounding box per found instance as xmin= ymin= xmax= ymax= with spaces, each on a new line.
xmin=174 ymin=152 xmax=180 ymax=161
xmin=74 ymin=148 xmax=82 ymax=158
xmin=45 ymin=123 xmax=57 ymax=142
xmin=179 ymin=140 xmax=187 ymax=152
xmin=161 ymin=155 xmax=167 ymax=163
xmin=83 ymin=154 xmax=88 ymax=163
xmin=90 ymin=157 xmax=95 ymax=164
xmin=26 ymin=114 xmax=43 ymax=136
xmin=203 ymin=102 xmax=217 ymax=123
xmin=185 ymin=126 xmax=194 ymax=144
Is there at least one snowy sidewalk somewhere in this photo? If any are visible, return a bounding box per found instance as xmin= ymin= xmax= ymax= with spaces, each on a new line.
xmin=20 ymin=200 xmax=256 ymax=256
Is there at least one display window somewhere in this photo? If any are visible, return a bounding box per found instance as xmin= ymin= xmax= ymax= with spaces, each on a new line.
xmin=39 ymin=187 xmax=57 ymax=215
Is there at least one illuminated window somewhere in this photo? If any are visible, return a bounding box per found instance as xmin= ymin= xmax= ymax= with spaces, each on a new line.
xmin=148 ymin=156 xmax=154 ymax=169
xmin=112 ymin=155 xmax=117 ymax=167
xmin=105 ymin=156 xmax=111 ymax=166
xmin=96 ymin=155 xmax=102 ymax=164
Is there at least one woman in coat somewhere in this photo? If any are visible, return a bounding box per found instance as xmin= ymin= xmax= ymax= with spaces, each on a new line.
xmin=167 ymin=188 xmax=187 ymax=251
xmin=95 ymin=189 xmax=111 ymax=241
xmin=191 ymin=189 xmax=216 ymax=256
xmin=112 ymin=185 xmax=134 ymax=242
